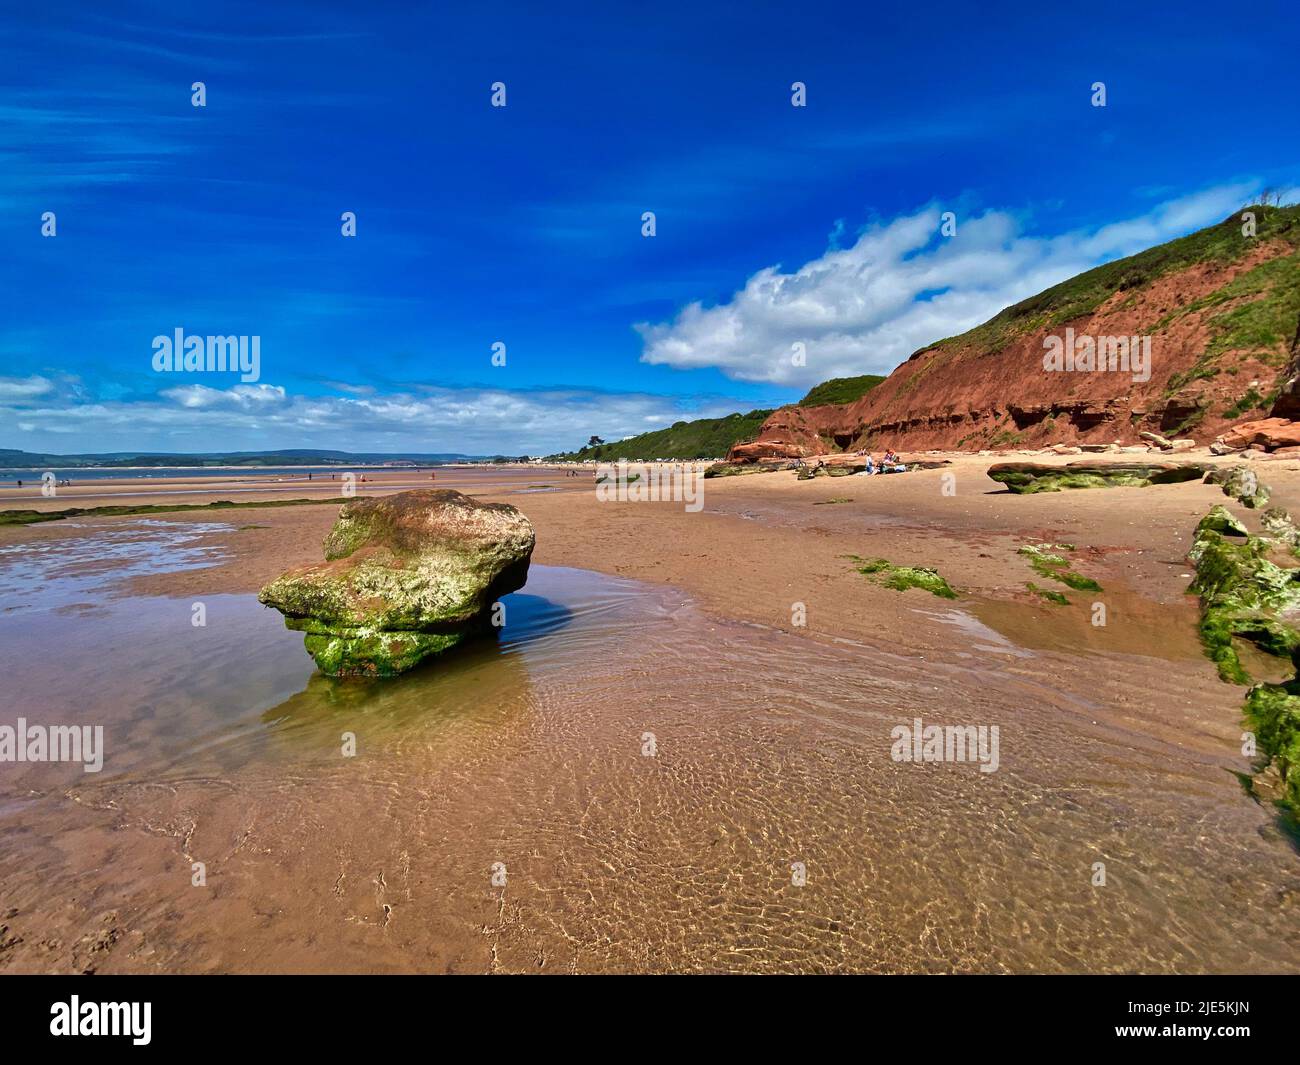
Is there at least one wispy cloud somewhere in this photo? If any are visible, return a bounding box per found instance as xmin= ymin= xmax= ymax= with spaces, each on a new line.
xmin=161 ymin=383 xmax=287 ymax=408
xmin=0 ymin=375 xmax=55 ymax=401
xmin=3 ymin=382 xmax=750 ymax=455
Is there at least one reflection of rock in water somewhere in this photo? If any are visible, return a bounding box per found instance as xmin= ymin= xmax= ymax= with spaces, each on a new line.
xmin=256 ymin=621 xmax=541 ymax=758
xmin=253 ymin=590 xmax=575 ymax=763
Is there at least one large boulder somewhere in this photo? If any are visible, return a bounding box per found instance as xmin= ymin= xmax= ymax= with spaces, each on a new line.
xmin=258 ymin=490 xmax=535 ymax=676
xmin=1216 ymin=417 xmax=1300 ymax=452
xmin=727 ymin=439 xmax=811 ymax=462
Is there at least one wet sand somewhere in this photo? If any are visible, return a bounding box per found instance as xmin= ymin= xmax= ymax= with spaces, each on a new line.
xmin=1 ymin=455 xmax=1298 ymax=972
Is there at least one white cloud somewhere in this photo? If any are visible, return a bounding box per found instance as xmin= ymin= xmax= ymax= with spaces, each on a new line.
xmin=0 ymin=374 xmax=54 ymax=401
xmin=635 ymin=182 xmax=1260 ymax=387
xmin=161 ymin=383 xmax=287 ymax=408
xmin=2 ymin=384 xmax=748 ymax=455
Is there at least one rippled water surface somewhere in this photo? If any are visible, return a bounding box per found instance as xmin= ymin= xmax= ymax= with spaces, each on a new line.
xmin=0 ymin=519 xmax=1297 ymax=973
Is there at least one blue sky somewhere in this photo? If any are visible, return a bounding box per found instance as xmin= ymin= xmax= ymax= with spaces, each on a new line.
xmin=1 ymin=0 xmax=1297 ymax=455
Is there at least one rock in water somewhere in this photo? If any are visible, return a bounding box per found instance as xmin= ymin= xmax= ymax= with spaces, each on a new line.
xmin=258 ymin=490 xmax=535 ymax=676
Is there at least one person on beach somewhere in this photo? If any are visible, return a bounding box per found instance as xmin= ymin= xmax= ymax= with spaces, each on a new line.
xmin=863 ymin=454 xmax=875 ymax=474
xmin=880 ymin=449 xmax=905 ymax=473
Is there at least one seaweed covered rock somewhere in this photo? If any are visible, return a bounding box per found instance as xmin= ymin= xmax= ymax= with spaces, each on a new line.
xmin=796 ymin=463 xmax=860 ymax=480
xmin=1189 ymin=501 xmax=1300 ymax=817
xmin=258 ymin=489 xmax=535 ymax=676
xmin=1196 ymin=505 xmax=1249 ymax=538
xmin=1187 ymin=519 xmax=1300 ymax=684
xmin=1261 ymin=507 xmax=1300 ymax=550
xmin=986 ymin=460 xmax=1207 ymax=494
xmin=1204 ymin=464 xmax=1270 ymax=509
xmin=1242 ymin=681 xmax=1300 ymax=812
xmin=703 ymin=461 xmax=785 ymax=478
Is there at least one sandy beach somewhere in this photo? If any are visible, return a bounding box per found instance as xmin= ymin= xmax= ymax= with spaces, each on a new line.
xmin=2 ymin=454 xmax=1298 ymax=973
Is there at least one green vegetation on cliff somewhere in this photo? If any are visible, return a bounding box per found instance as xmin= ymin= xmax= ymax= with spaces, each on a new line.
xmin=552 ymin=409 xmax=774 ymax=461
xmin=929 ymin=203 xmax=1300 ymax=360
xmin=797 ymin=374 xmax=886 ymax=407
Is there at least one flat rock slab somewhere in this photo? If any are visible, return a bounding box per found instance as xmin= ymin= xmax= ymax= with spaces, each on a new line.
xmin=987 ymin=460 xmax=1208 ymax=494
xmin=703 ymin=462 xmax=787 ymax=478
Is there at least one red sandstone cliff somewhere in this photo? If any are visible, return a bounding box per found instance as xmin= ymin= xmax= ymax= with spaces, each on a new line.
xmin=731 ymin=206 xmax=1300 ymax=460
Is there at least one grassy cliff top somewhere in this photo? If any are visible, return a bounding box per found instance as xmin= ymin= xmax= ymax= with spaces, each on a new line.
xmin=798 ymin=374 xmax=887 ymax=407
xmin=927 ymin=203 xmax=1300 ymax=358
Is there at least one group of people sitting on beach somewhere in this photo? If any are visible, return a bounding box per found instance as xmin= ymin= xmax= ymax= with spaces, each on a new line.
xmin=794 ymin=448 xmax=906 ymax=476
xmin=862 ymin=448 xmax=905 ymax=475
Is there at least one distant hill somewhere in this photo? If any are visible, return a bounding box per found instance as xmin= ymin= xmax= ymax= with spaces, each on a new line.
xmin=552 ymin=410 xmax=775 ymax=461
xmin=731 ymin=202 xmax=1300 ymax=459
xmin=0 ymin=448 xmax=480 ymax=468
xmin=798 ymin=375 xmax=886 ymax=407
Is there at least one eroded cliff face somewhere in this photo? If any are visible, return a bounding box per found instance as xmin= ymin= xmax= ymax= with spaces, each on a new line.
xmin=731 ymin=211 xmax=1300 ymax=461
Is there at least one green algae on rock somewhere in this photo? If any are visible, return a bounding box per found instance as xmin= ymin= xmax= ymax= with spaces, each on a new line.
xmin=1261 ymin=507 xmax=1300 ymax=552
xmin=1188 ymin=502 xmax=1300 ymax=817
xmin=1196 ymin=504 xmax=1248 ymax=538
xmin=1242 ymin=680 xmax=1300 ymax=813
xmin=987 ymin=460 xmax=1207 ymax=494
xmin=1187 ymin=520 xmax=1300 ymax=685
xmin=796 ymin=464 xmax=858 ymax=480
xmin=1204 ymin=464 xmax=1271 ymax=509
xmin=258 ymin=489 xmax=535 ymax=677
xmin=0 ymin=495 xmax=353 ymax=527
xmin=848 ymin=556 xmax=957 ymax=599
xmin=702 ymin=462 xmax=784 ymax=478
